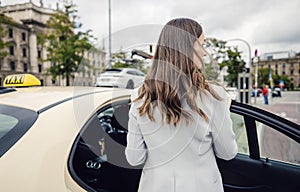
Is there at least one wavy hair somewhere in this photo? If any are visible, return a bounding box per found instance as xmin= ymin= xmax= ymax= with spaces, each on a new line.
xmin=133 ymin=18 xmax=222 ymax=126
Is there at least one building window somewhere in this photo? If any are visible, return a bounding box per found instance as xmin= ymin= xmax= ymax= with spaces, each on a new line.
xmin=10 ymin=61 xmax=15 ymax=71
xmin=8 ymin=28 xmax=13 ymax=38
xmin=291 ymin=63 xmax=294 ymax=68
xmin=267 ymin=56 xmax=273 ymax=61
xmin=22 ymin=48 xmax=27 ymax=57
xmin=275 ymin=64 xmax=278 ymax=68
xmin=282 ymin=71 xmax=286 ymax=75
xmin=38 ymin=50 xmax=42 ymax=58
xmin=282 ymin=63 xmax=286 ymax=68
xmin=38 ymin=64 xmax=42 ymax=73
xmin=9 ymin=46 xmax=14 ymax=55
xmin=291 ymin=70 xmax=294 ymax=75
xmin=23 ymin=63 xmax=28 ymax=72
xmin=268 ymin=64 xmax=271 ymax=69
xmin=22 ymin=32 xmax=26 ymax=41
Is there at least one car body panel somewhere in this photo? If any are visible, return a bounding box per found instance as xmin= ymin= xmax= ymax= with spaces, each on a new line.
xmin=95 ymin=68 xmax=144 ymax=88
xmin=0 ymin=87 xmax=131 ymax=192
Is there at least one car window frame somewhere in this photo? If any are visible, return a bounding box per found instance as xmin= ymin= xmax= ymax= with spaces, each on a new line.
xmin=0 ymin=104 xmax=38 ymax=157
xmin=230 ymin=101 xmax=300 ymax=160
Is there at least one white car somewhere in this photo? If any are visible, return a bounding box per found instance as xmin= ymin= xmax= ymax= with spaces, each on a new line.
xmin=95 ymin=68 xmax=145 ymax=89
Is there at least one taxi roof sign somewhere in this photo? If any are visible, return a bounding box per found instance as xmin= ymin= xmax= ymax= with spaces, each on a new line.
xmin=3 ymin=74 xmax=41 ymax=87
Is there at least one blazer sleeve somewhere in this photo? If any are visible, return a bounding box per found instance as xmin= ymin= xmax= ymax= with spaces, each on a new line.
xmin=125 ymin=90 xmax=147 ymax=166
xmin=210 ymin=92 xmax=238 ymax=160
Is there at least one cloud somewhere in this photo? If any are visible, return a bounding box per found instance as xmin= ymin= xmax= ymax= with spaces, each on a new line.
xmin=2 ymin=0 xmax=300 ymax=53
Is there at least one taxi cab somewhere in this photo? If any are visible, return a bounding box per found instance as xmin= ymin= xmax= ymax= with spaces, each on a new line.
xmin=0 ymin=74 xmax=299 ymax=192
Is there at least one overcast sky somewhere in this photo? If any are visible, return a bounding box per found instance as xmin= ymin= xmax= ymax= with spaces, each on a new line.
xmin=2 ymin=0 xmax=300 ymax=60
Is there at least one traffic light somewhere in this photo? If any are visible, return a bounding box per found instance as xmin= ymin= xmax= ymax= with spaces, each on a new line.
xmin=149 ymin=45 xmax=153 ymax=53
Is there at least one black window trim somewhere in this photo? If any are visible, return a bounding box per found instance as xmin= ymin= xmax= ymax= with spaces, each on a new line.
xmin=0 ymin=104 xmax=38 ymax=157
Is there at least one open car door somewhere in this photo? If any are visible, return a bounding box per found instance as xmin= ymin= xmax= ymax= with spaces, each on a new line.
xmin=67 ymin=99 xmax=300 ymax=192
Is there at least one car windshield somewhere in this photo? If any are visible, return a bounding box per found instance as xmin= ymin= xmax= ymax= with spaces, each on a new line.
xmin=103 ymin=69 xmax=123 ymax=74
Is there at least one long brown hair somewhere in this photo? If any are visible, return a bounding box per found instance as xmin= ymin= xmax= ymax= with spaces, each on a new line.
xmin=133 ymin=18 xmax=222 ymax=126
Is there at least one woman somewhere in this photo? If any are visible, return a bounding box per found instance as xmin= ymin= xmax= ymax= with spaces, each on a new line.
xmin=125 ymin=18 xmax=237 ymax=192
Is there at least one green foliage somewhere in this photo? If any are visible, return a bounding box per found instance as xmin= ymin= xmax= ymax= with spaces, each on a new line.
xmin=204 ymin=38 xmax=246 ymax=86
xmin=257 ymin=68 xmax=270 ymax=86
xmin=112 ymin=51 xmax=146 ymax=72
xmin=221 ymin=47 xmax=246 ymax=87
xmin=38 ymin=2 xmax=93 ymax=86
xmin=204 ymin=38 xmax=227 ymax=63
xmin=257 ymin=68 xmax=291 ymax=88
xmin=0 ymin=14 xmax=13 ymax=59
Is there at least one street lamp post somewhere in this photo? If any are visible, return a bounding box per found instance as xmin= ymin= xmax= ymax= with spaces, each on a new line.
xmin=108 ymin=0 xmax=112 ymax=69
xmin=226 ymin=38 xmax=252 ymax=104
xmin=254 ymin=49 xmax=259 ymax=105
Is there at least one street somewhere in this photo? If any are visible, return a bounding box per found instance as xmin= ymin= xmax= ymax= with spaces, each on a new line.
xmin=251 ymin=91 xmax=300 ymax=165
xmin=252 ymin=91 xmax=300 ymax=125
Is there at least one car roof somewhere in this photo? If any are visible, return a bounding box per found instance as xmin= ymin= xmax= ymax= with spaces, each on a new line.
xmin=0 ymin=86 xmax=130 ymax=112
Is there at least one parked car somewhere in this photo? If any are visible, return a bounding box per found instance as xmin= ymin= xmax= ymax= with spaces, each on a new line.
xmin=95 ymin=68 xmax=145 ymax=89
xmin=272 ymin=87 xmax=282 ymax=97
xmin=1 ymin=74 xmax=299 ymax=192
xmin=251 ymin=88 xmax=262 ymax=97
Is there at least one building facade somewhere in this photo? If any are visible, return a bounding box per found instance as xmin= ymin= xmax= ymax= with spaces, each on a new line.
xmin=0 ymin=1 xmax=106 ymax=86
xmin=257 ymin=51 xmax=300 ymax=89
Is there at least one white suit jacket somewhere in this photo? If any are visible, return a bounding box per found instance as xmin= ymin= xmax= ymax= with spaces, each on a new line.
xmin=125 ymin=84 xmax=238 ymax=192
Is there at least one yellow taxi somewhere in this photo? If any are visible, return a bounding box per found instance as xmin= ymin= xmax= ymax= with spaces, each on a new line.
xmin=0 ymin=74 xmax=299 ymax=192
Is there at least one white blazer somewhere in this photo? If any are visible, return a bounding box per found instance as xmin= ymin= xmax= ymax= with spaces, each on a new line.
xmin=125 ymin=84 xmax=238 ymax=192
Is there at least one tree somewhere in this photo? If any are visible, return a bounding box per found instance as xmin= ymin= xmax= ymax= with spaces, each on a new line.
xmin=38 ymin=2 xmax=93 ymax=86
xmin=221 ymin=47 xmax=246 ymax=87
xmin=0 ymin=14 xmax=12 ymax=66
xmin=257 ymin=68 xmax=291 ymax=89
xmin=257 ymin=68 xmax=271 ymax=87
xmin=204 ymin=38 xmax=246 ymax=87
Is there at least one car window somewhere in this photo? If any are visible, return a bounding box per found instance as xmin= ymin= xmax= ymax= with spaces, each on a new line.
xmin=69 ymin=101 xmax=142 ymax=192
xmin=0 ymin=114 xmax=18 ymax=139
xmin=0 ymin=104 xmax=38 ymax=157
xmin=103 ymin=69 xmax=122 ymax=74
xmin=231 ymin=112 xmax=249 ymax=155
xmin=136 ymin=70 xmax=145 ymax=76
xmin=126 ymin=70 xmax=136 ymax=75
xmin=256 ymin=121 xmax=300 ymax=165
